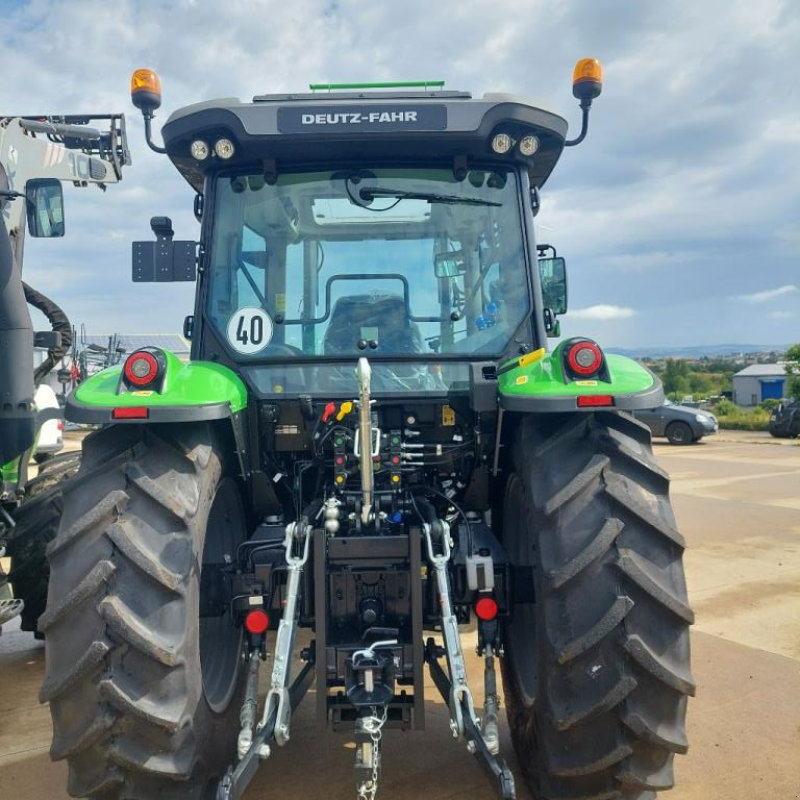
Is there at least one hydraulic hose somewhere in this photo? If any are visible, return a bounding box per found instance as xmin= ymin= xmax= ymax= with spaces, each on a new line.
xmin=23 ymin=281 xmax=72 ymax=386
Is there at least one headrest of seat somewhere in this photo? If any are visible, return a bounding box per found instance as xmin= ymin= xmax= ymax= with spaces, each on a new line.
xmin=323 ymin=294 xmax=424 ymax=355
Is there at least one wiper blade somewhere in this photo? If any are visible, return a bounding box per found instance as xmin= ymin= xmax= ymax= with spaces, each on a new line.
xmin=360 ymin=186 xmax=501 ymax=207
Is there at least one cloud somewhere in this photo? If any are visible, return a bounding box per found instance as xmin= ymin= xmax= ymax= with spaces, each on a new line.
xmin=737 ymin=285 xmax=799 ymax=303
xmin=2 ymin=0 xmax=799 ymax=347
xmin=569 ymin=304 xmax=638 ymax=321
xmin=769 ymin=310 xmax=794 ymax=319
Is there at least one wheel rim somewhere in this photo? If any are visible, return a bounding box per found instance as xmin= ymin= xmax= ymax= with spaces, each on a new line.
xmin=670 ymin=423 xmax=690 ymax=443
xmin=200 ymin=477 xmax=244 ymax=713
xmin=504 ymin=474 xmax=539 ymax=707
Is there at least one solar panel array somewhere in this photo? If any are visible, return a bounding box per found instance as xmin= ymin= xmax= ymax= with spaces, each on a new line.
xmin=80 ymin=334 xmax=191 ymax=354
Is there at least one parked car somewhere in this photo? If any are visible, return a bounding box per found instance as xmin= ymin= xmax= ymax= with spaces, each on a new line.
xmin=33 ymin=383 xmax=64 ymax=463
xmin=633 ymin=399 xmax=718 ymax=444
xmin=769 ymin=400 xmax=800 ymax=439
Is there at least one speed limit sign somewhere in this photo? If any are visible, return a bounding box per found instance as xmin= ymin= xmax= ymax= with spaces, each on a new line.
xmin=226 ymin=307 xmax=273 ymax=355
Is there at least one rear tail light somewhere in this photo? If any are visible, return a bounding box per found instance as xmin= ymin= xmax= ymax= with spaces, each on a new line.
xmin=567 ymin=341 xmax=603 ymax=376
xmin=474 ymin=595 xmax=499 ymax=621
xmin=245 ymin=609 xmax=270 ymax=634
xmin=124 ymin=350 xmax=159 ymax=387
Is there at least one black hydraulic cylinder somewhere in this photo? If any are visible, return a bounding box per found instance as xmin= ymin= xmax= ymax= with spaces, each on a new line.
xmin=0 ymin=218 xmax=35 ymax=463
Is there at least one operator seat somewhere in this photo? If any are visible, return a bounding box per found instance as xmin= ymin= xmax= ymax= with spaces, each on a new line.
xmin=323 ymin=294 xmax=425 ymax=356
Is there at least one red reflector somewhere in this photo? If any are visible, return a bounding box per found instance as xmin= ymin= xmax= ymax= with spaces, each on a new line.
xmin=112 ymin=406 xmax=149 ymax=419
xmin=475 ymin=596 xmax=499 ymax=621
xmin=245 ymin=609 xmax=270 ymax=634
xmin=577 ymin=395 xmax=615 ymax=408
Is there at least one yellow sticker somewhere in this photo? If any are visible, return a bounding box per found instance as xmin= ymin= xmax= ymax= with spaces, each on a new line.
xmin=273 ymin=384 xmax=284 ymax=393
xmin=442 ymin=404 xmax=456 ymax=426
xmin=575 ymin=380 xmax=598 ymax=386
xmin=515 ymin=375 xmax=529 ymax=385
xmin=275 ymin=293 xmax=286 ymax=313
xmin=131 ymin=390 xmax=153 ymax=396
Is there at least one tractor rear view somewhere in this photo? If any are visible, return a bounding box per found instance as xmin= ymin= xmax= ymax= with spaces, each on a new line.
xmin=41 ymin=63 xmax=693 ymax=800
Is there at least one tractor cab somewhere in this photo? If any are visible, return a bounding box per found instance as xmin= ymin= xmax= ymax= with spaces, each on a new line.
xmin=134 ymin=82 xmax=578 ymax=399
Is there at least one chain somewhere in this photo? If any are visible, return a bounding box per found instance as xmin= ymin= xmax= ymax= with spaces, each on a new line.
xmin=357 ymin=705 xmax=388 ymax=800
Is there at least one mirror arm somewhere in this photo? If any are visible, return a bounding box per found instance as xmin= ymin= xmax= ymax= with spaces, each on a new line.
xmin=142 ymin=113 xmax=167 ymax=155
xmin=564 ymin=99 xmax=591 ymax=147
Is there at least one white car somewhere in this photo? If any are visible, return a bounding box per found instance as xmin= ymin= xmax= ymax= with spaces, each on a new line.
xmin=33 ymin=384 xmax=63 ymax=463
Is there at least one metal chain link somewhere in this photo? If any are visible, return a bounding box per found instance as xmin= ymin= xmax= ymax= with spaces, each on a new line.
xmin=357 ymin=705 xmax=388 ymax=800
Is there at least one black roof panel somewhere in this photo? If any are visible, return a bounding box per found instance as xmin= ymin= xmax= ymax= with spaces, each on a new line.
xmin=161 ymin=92 xmax=570 ymax=192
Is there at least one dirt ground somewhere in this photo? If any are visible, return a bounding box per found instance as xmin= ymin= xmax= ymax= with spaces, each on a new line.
xmin=1 ymin=431 xmax=798 ymax=799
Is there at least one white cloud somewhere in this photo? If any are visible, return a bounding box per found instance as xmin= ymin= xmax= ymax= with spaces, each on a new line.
xmin=737 ymin=285 xmax=799 ymax=303
xmin=769 ymin=310 xmax=794 ymax=320
xmin=569 ymin=304 xmax=637 ymax=321
xmin=2 ymin=0 xmax=798 ymax=346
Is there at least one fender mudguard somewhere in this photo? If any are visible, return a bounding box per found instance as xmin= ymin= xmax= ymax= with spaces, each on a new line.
xmin=498 ymin=341 xmax=663 ymax=412
xmin=66 ymin=349 xmax=247 ymax=424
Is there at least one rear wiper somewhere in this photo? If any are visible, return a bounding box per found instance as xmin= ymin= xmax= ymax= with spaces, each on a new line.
xmin=359 ymin=186 xmax=501 ymax=207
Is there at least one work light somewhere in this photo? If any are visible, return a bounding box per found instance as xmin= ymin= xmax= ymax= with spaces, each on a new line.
xmin=215 ymin=138 xmax=235 ymax=159
xmin=491 ymin=133 xmax=512 ymax=154
xmin=519 ymin=135 xmax=539 ymax=156
xmin=191 ymin=140 xmax=209 ymax=160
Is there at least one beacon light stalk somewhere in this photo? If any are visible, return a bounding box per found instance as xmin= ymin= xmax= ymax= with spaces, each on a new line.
xmin=565 ymin=57 xmax=603 ymax=148
xmin=130 ymin=68 xmax=168 ymax=154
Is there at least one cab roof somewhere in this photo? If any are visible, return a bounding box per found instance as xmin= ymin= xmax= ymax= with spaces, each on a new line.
xmin=161 ymin=90 xmax=569 ymax=193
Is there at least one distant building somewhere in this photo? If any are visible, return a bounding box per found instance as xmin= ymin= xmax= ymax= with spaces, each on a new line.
xmin=732 ymin=363 xmax=786 ymax=406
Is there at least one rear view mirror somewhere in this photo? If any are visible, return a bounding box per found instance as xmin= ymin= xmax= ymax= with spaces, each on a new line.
xmin=539 ymin=256 xmax=568 ymax=315
xmin=26 ymin=179 xmax=64 ymax=238
xmin=434 ymin=250 xmax=466 ymax=278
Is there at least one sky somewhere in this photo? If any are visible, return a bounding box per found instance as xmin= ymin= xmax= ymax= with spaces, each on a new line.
xmin=2 ymin=0 xmax=799 ymax=349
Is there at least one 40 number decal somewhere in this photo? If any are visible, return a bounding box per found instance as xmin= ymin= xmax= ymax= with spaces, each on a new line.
xmin=226 ymin=307 xmax=273 ymax=355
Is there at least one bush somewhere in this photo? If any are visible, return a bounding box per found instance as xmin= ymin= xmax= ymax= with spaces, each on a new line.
xmin=759 ymin=398 xmax=782 ymax=412
xmin=715 ymin=404 xmax=771 ymax=431
xmin=714 ymin=398 xmax=737 ymax=416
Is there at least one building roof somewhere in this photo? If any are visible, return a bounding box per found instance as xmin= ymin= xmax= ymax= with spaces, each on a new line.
xmin=733 ymin=363 xmax=786 ymax=378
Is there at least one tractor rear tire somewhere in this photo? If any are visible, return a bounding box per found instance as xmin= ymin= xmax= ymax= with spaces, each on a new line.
xmin=6 ymin=451 xmax=81 ymax=634
xmin=501 ymin=412 xmax=694 ymax=800
xmin=41 ymin=424 xmax=247 ymax=799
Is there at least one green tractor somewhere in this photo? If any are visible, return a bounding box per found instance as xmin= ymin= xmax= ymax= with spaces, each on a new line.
xmin=41 ymin=62 xmax=694 ymax=800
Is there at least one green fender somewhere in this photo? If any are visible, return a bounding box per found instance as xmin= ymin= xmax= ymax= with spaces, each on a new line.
xmin=1 ymin=456 xmax=21 ymax=493
xmin=66 ymin=348 xmax=248 ymax=424
xmin=498 ymin=340 xmax=663 ymax=412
